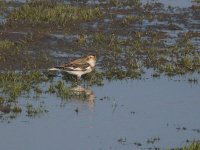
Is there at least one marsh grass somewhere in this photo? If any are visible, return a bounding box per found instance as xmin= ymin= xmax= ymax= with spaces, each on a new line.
xmin=0 ymin=1 xmax=7 ymax=11
xmin=0 ymin=71 xmax=49 ymax=119
xmin=0 ymin=71 xmax=47 ymax=101
xmin=173 ymin=141 xmax=200 ymax=150
xmin=87 ymin=32 xmax=200 ymax=78
xmin=47 ymin=80 xmax=93 ymax=100
xmin=0 ymin=71 xmax=84 ymax=118
xmin=122 ymin=15 xmax=138 ymax=26
xmin=0 ymin=40 xmax=22 ymax=63
xmin=26 ymin=103 xmax=48 ymax=117
xmin=0 ymin=40 xmax=15 ymax=50
xmin=109 ymin=0 xmax=142 ymax=8
xmin=2 ymin=0 xmax=199 ymax=79
xmin=0 ymin=70 xmax=102 ymax=120
xmin=192 ymin=0 xmax=200 ymax=3
xmin=146 ymin=136 xmax=160 ymax=144
xmin=0 ymin=36 xmax=53 ymax=70
xmin=83 ymin=70 xmax=104 ymax=86
xmin=7 ymin=2 xmax=102 ymax=28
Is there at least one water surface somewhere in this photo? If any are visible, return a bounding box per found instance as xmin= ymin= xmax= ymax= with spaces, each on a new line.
xmin=0 ymin=0 xmax=200 ymax=149
xmin=0 ymin=76 xmax=200 ymax=150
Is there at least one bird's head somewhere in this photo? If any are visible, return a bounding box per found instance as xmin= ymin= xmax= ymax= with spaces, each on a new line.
xmin=86 ymin=55 xmax=96 ymax=67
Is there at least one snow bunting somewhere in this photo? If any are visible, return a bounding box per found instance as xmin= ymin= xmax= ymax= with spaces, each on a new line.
xmin=49 ymin=55 xmax=96 ymax=79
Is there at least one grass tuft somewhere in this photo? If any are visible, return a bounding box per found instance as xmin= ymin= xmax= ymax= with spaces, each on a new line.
xmin=8 ymin=2 xmax=102 ymax=28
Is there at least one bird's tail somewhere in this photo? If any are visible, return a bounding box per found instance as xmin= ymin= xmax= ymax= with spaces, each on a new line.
xmin=48 ymin=66 xmax=63 ymax=71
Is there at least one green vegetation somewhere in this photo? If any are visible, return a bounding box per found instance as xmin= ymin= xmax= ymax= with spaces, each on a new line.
xmin=0 ymin=40 xmax=20 ymax=63
xmin=1 ymin=0 xmax=199 ymax=78
xmin=48 ymin=80 xmax=92 ymax=100
xmin=8 ymin=2 xmax=102 ymax=28
xmin=0 ymin=40 xmax=15 ymax=50
xmin=26 ymin=103 xmax=48 ymax=117
xmin=0 ymin=1 xmax=199 ymax=150
xmin=0 ymin=71 xmax=47 ymax=101
xmin=192 ymin=0 xmax=200 ymax=3
xmin=0 ymin=71 xmax=48 ymax=119
xmin=85 ymin=32 xmax=200 ymax=77
xmin=0 ymin=36 xmax=52 ymax=70
xmin=173 ymin=141 xmax=200 ymax=150
xmin=146 ymin=136 xmax=160 ymax=144
xmin=0 ymin=70 xmax=102 ymax=120
xmin=0 ymin=0 xmax=7 ymax=11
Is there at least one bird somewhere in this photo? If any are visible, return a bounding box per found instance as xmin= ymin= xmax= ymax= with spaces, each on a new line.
xmin=48 ymin=55 xmax=96 ymax=79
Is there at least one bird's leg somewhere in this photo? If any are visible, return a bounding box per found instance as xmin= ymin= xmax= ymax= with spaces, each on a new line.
xmin=83 ymin=77 xmax=86 ymax=87
xmin=76 ymin=75 xmax=81 ymax=85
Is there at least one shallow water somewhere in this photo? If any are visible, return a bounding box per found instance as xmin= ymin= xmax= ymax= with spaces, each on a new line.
xmin=9 ymin=0 xmax=195 ymax=7
xmin=141 ymin=0 xmax=193 ymax=7
xmin=0 ymin=75 xmax=200 ymax=150
xmin=0 ymin=0 xmax=200 ymax=149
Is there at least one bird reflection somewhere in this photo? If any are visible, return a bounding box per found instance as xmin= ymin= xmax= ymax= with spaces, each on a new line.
xmin=70 ymin=85 xmax=95 ymax=100
xmin=70 ymin=85 xmax=95 ymax=111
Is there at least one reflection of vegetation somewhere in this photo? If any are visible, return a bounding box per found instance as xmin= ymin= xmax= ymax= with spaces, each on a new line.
xmin=48 ymin=80 xmax=96 ymax=101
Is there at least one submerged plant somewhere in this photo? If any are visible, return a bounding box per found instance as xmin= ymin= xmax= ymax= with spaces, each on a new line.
xmin=26 ymin=103 xmax=48 ymax=117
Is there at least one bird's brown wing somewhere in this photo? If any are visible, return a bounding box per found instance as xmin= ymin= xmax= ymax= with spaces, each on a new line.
xmin=69 ymin=57 xmax=87 ymax=65
xmin=63 ymin=63 xmax=90 ymax=71
xmin=59 ymin=57 xmax=87 ymax=68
